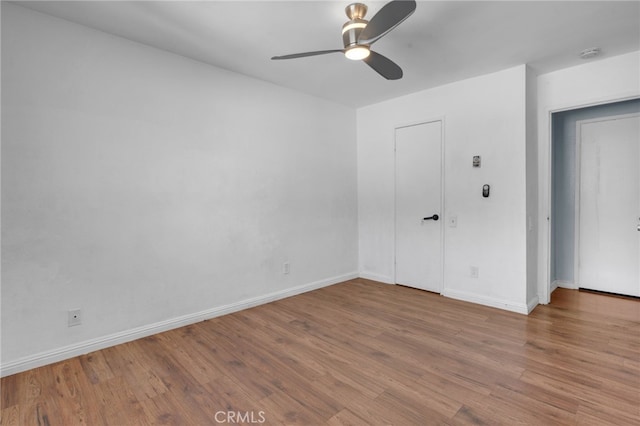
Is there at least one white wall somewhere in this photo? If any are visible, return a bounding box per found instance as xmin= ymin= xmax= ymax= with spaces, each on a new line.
xmin=1 ymin=4 xmax=358 ymax=375
xmin=536 ymin=51 xmax=640 ymax=303
xmin=357 ymin=65 xmax=532 ymax=313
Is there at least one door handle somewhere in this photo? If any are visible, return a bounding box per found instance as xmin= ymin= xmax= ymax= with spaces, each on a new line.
xmin=423 ymin=214 xmax=439 ymax=221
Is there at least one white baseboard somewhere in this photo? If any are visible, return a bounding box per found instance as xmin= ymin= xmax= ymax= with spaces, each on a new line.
xmin=358 ymin=271 xmax=394 ymax=284
xmin=442 ymin=289 xmax=530 ymax=315
xmin=0 ymin=272 xmax=358 ymax=378
xmin=554 ymin=280 xmax=578 ymax=290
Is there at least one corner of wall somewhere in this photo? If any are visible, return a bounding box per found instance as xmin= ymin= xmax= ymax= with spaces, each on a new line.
xmin=358 ymin=271 xmax=394 ymax=284
xmin=526 ymin=65 xmax=539 ymax=308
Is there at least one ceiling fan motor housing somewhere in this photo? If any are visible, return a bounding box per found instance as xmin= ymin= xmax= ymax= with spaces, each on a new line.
xmin=342 ymin=19 xmax=368 ymax=47
xmin=342 ymin=3 xmax=369 ymax=48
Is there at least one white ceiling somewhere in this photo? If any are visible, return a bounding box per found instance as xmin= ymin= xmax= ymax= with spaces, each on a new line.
xmin=13 ymin=1 xmax=640 ymax=107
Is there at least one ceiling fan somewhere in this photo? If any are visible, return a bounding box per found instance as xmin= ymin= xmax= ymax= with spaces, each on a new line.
xmin=271 ymin=0 xmax=417 ymax=80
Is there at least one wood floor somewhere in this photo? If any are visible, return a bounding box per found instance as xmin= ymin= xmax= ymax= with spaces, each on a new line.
xmin=1 ymin=279 xmax=639 ymax=425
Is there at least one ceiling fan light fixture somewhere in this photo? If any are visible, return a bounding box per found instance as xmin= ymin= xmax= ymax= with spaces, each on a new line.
xmin=271 ymin=0 xmax=416 ymax=79
xmin=345 ymin=45 xmax=370 ymax=60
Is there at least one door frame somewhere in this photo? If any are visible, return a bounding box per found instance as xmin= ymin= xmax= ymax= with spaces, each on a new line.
xmin=393 ymin=117 xmax=446 ymax=293
xmin=573 ymin=112 xmax=640 ymax=290
xmin=543 ymin=95 xmax=640 ymax=305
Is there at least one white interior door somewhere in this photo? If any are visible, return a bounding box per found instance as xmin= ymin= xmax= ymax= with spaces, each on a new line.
xmin=578 ymin=113 xmax=640 ymax=297
xmin=395 ymin=121 xmax=443 ymax=292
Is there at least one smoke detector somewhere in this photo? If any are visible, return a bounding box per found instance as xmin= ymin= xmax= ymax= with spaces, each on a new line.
xmin=580 ymin=47 xmax=601 ymax=59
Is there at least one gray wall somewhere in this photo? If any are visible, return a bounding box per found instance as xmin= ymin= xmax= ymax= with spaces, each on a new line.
xmin=551 ymin=98 xmax=640 ymax=284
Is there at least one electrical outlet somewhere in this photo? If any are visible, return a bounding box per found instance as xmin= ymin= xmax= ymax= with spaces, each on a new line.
xmin=470 ymin=266 xmax=479 ymax=278
xmin=68 ymin=309 xmax=82 ymax=327
xmin=283 ymin=262 xmax=290 ymax=274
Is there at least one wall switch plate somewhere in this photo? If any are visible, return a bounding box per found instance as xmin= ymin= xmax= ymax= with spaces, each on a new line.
xmin=449 ymin=215 xmax=458 ymax=228
xmin=68 ymin=309 xmax=82 ymax=327
xmin=283 ymin=262 xmax=290 ymax=274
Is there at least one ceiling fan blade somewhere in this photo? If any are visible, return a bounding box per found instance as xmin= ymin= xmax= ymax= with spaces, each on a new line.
xmin=363 ymin=51 xmax=403 ymax=80
xmin=357 ymin=0 xmax=416 ymax=45
xmin=271 ymin=49 xmax=343 ymax=60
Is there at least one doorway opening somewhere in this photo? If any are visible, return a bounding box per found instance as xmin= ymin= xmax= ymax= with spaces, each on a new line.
xmin=550 ymin=98 xmax=640 ymax=298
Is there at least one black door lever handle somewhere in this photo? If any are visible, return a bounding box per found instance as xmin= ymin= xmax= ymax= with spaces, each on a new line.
xmin=423 ymin=214 xmax=439 ymax=221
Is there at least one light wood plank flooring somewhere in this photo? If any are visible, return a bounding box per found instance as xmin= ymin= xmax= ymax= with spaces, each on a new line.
xmin=2 ymin=279 xmax=639 ymax=425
